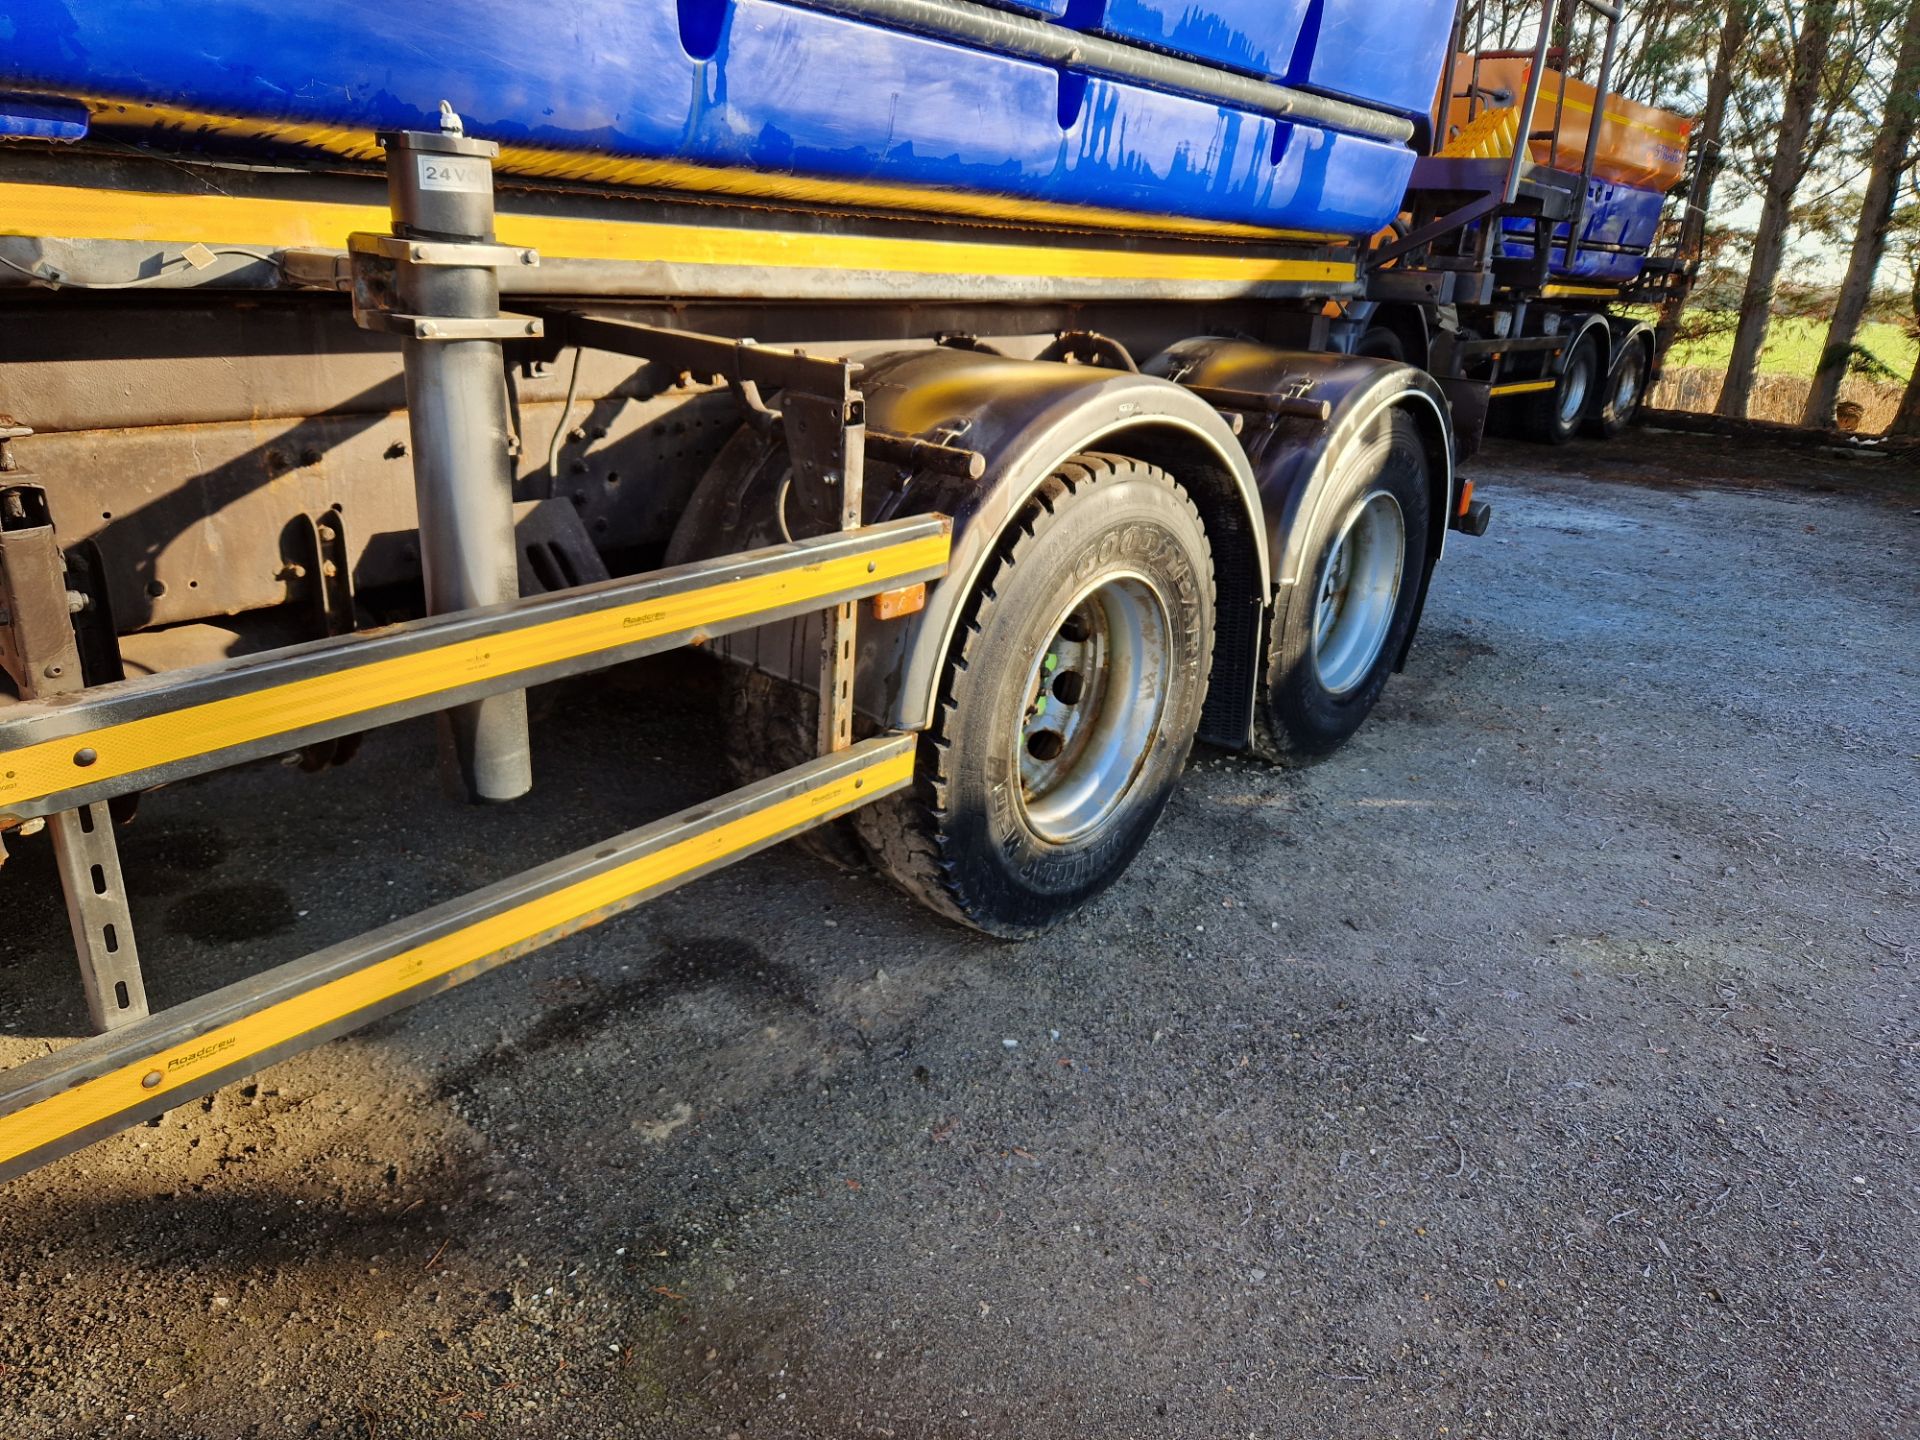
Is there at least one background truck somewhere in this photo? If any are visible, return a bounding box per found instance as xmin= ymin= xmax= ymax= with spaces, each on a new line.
xmin=0 ymin=0 xmax=1688 ymax=1181
xmin=1363 ymin=2 xmax=1698 ymax=447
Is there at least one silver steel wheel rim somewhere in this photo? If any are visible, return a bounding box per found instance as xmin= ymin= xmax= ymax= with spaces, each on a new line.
xmin=1613 ymin=360 xmax=1640 ymax=416
xmin=1015 ymin=573 xmax=1173 ymax=844
xmin=1559 ymin=353 xmax=1593 ymax=424
xmin=1312 ymin=490 xmax=1405 ymax=695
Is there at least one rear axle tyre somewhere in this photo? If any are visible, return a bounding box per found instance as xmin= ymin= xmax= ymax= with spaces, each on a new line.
xmin=856 ymin=454 xmax=1215 ymax=937
xmin=1354 ymin=326 xmax=1407 ymax=362
xmin=1254 ymin=408 xmax=1430 ymax=764
xmin=1587 ymin=341 xmax=1647 ymax=440
xmin=1518 ymin=334 xmax=1600 ymax=445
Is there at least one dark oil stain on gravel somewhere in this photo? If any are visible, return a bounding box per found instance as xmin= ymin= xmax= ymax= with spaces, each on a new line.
xmin=436 ymin=935 xmax=808 ymax=1098
xmin=163 ymin=880 xmax=296 ymax=943
xmin=121 ymin=823 xmax=231 ymax=898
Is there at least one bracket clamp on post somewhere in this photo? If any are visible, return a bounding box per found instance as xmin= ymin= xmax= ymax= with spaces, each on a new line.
xmin=350 ymin=105 xmax=535 ymax=803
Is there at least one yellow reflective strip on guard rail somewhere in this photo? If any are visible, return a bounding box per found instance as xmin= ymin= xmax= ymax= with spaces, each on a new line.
xmin=0 ymin=531 xmax=948 ymax=811
xmin=0 ymin=741 xmax=915 ymax=1170
xmin=1540 ymin=284 xmax=1621 ymax=299
xmin=0 ymin=181 xmax=1359 ymax=287
xmin=1489 ymin=379 xmax=1559 ymax=396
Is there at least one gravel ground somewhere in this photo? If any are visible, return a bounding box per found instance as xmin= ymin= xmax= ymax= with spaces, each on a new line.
xmin=1 ymin=432 xmax=1915 ymax=1439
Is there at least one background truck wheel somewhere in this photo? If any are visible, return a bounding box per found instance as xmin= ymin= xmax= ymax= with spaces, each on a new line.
xmin=856 ymin=454 xmax=1214 ymax=937
xmin=1254 ymin=408 xmax=1430 ymax=764
xmin=1518 ymin=335 xmax=1599 ymax=445
xmin=1587 ymin=341 xmax=1647 ymax=440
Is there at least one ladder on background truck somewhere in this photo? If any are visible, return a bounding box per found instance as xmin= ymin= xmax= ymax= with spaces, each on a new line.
xmin=0 ymin=115 xmax=951 ymax=1182
xmin=1389 ymin=0 xmax=1630 ymax=284
xmin=1370 ymin=0 xmax=1665 ymax=435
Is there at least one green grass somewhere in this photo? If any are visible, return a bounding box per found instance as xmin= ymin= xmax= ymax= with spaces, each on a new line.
xmin=1665 ymin=316 xmax=1916 ymax=381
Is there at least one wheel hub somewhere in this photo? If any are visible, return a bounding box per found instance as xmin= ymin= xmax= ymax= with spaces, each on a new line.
xmin=1560 ymin=352 xmax=1593 ymax=424
xmin=1613 ymin=360 xmax=1640 ymax=415
xmin=1016 ymin=574 xmax=1172 ymax=844
xmin=1312 ymin=490 xmax=1406 ymax=695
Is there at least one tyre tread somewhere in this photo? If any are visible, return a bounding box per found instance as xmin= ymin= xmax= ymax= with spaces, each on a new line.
xmin=855 ymin=453 xmax=1211 ymax=930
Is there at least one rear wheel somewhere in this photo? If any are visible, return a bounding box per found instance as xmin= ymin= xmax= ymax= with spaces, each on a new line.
xmin=1354 ymin=326 xmax=1407 ymax=362
xmin=721 ymin=666 xmax=870 ymax=871
xmin=1517 ymin=335 xmax=1599 ymax=445
xmin=1254 ymin=408 xmax=1430 ymax=764
xmin=856 ymin=454 xmax=1214 ymax=937
xmin=1587 ymin=341 xmax=1647 ymax=440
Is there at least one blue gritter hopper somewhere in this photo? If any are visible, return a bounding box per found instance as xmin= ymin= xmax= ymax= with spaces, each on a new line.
xmin=0 ymin=0 xmax=1458 ymax=238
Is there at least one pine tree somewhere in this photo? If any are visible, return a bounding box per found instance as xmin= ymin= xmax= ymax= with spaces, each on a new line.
xmin=1802 ymin=0 xmax=1920 ymax=425
xmin=1655 ymin=6 xmax=1756 ymax=365
xmin=1717 ymin=1 xmax=1845 ymax=418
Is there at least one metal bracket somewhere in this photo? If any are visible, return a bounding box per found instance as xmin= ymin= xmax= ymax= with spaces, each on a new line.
xmin=346 ymin=233 xmax=544 ymax=341
xmin=357 ymin=310 xmax=545 ymax=342
xmin=532 ymin=308 xmax=952 ymax=754
xmin=1035 ymin=330 xmax=1140 ymax=372
xmin=782 ymin=390 xmax=864 ymax=496
xmin=541 ymin=314 xmax=860 ymax=402
xmin=1372 ymin=191 xmax=1504 ymax=269
xmin=779 ymin=391 xmax=867 ymax=755
xmin=349 ymin=233 xmax=539 ymax=270
xmin=1366 ymin=268 xmax=1459 ymax=305
xmin=535 ymin=309 xmax=879 ymax=755
xmin=1183 ymin=383 xmax=1331 ymax=423
xmin=294 ymin=508 xmax=356 ymax=640
xmin=0 ymin=483 xmax=149 ymax=1033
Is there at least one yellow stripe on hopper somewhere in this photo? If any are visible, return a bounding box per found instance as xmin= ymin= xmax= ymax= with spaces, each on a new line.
xmin=0 ymin=532 xmax=949 ymax=812
xmin=96 ymin=98 xmax=1342 ymax=245
xmin=0 ymin=181 xmax=1358 ymax=287
xmin=1538 ymin=87 xmax=1691 ymax=147
xmin=0 ymin=742 xmax=914 ymax=1170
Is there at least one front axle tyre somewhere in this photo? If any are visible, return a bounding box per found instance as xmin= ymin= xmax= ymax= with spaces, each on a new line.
xmin=1587 ymin=341 xmax=1647 ymax=440
xmin=721 ymin=665 xmax=871 ymax=871
xmin=856 ymin=454 xmax=1215 ymax=937
xmin=1254 ymin=408 xmax=1430 ymax=764
xmin=1518 ymin=334 xmax=1599 ymax=445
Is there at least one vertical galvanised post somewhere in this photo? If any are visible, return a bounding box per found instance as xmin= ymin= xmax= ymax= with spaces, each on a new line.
xmin=816 ymin=407 xmax=864 ymax=755
xmin=0 ymin=480 xmax=148 ymax=1033
xmin=380 ymin=108 xmax=532 ymax=802
xmin=780 ymin=388 xmax=865 ymax=754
